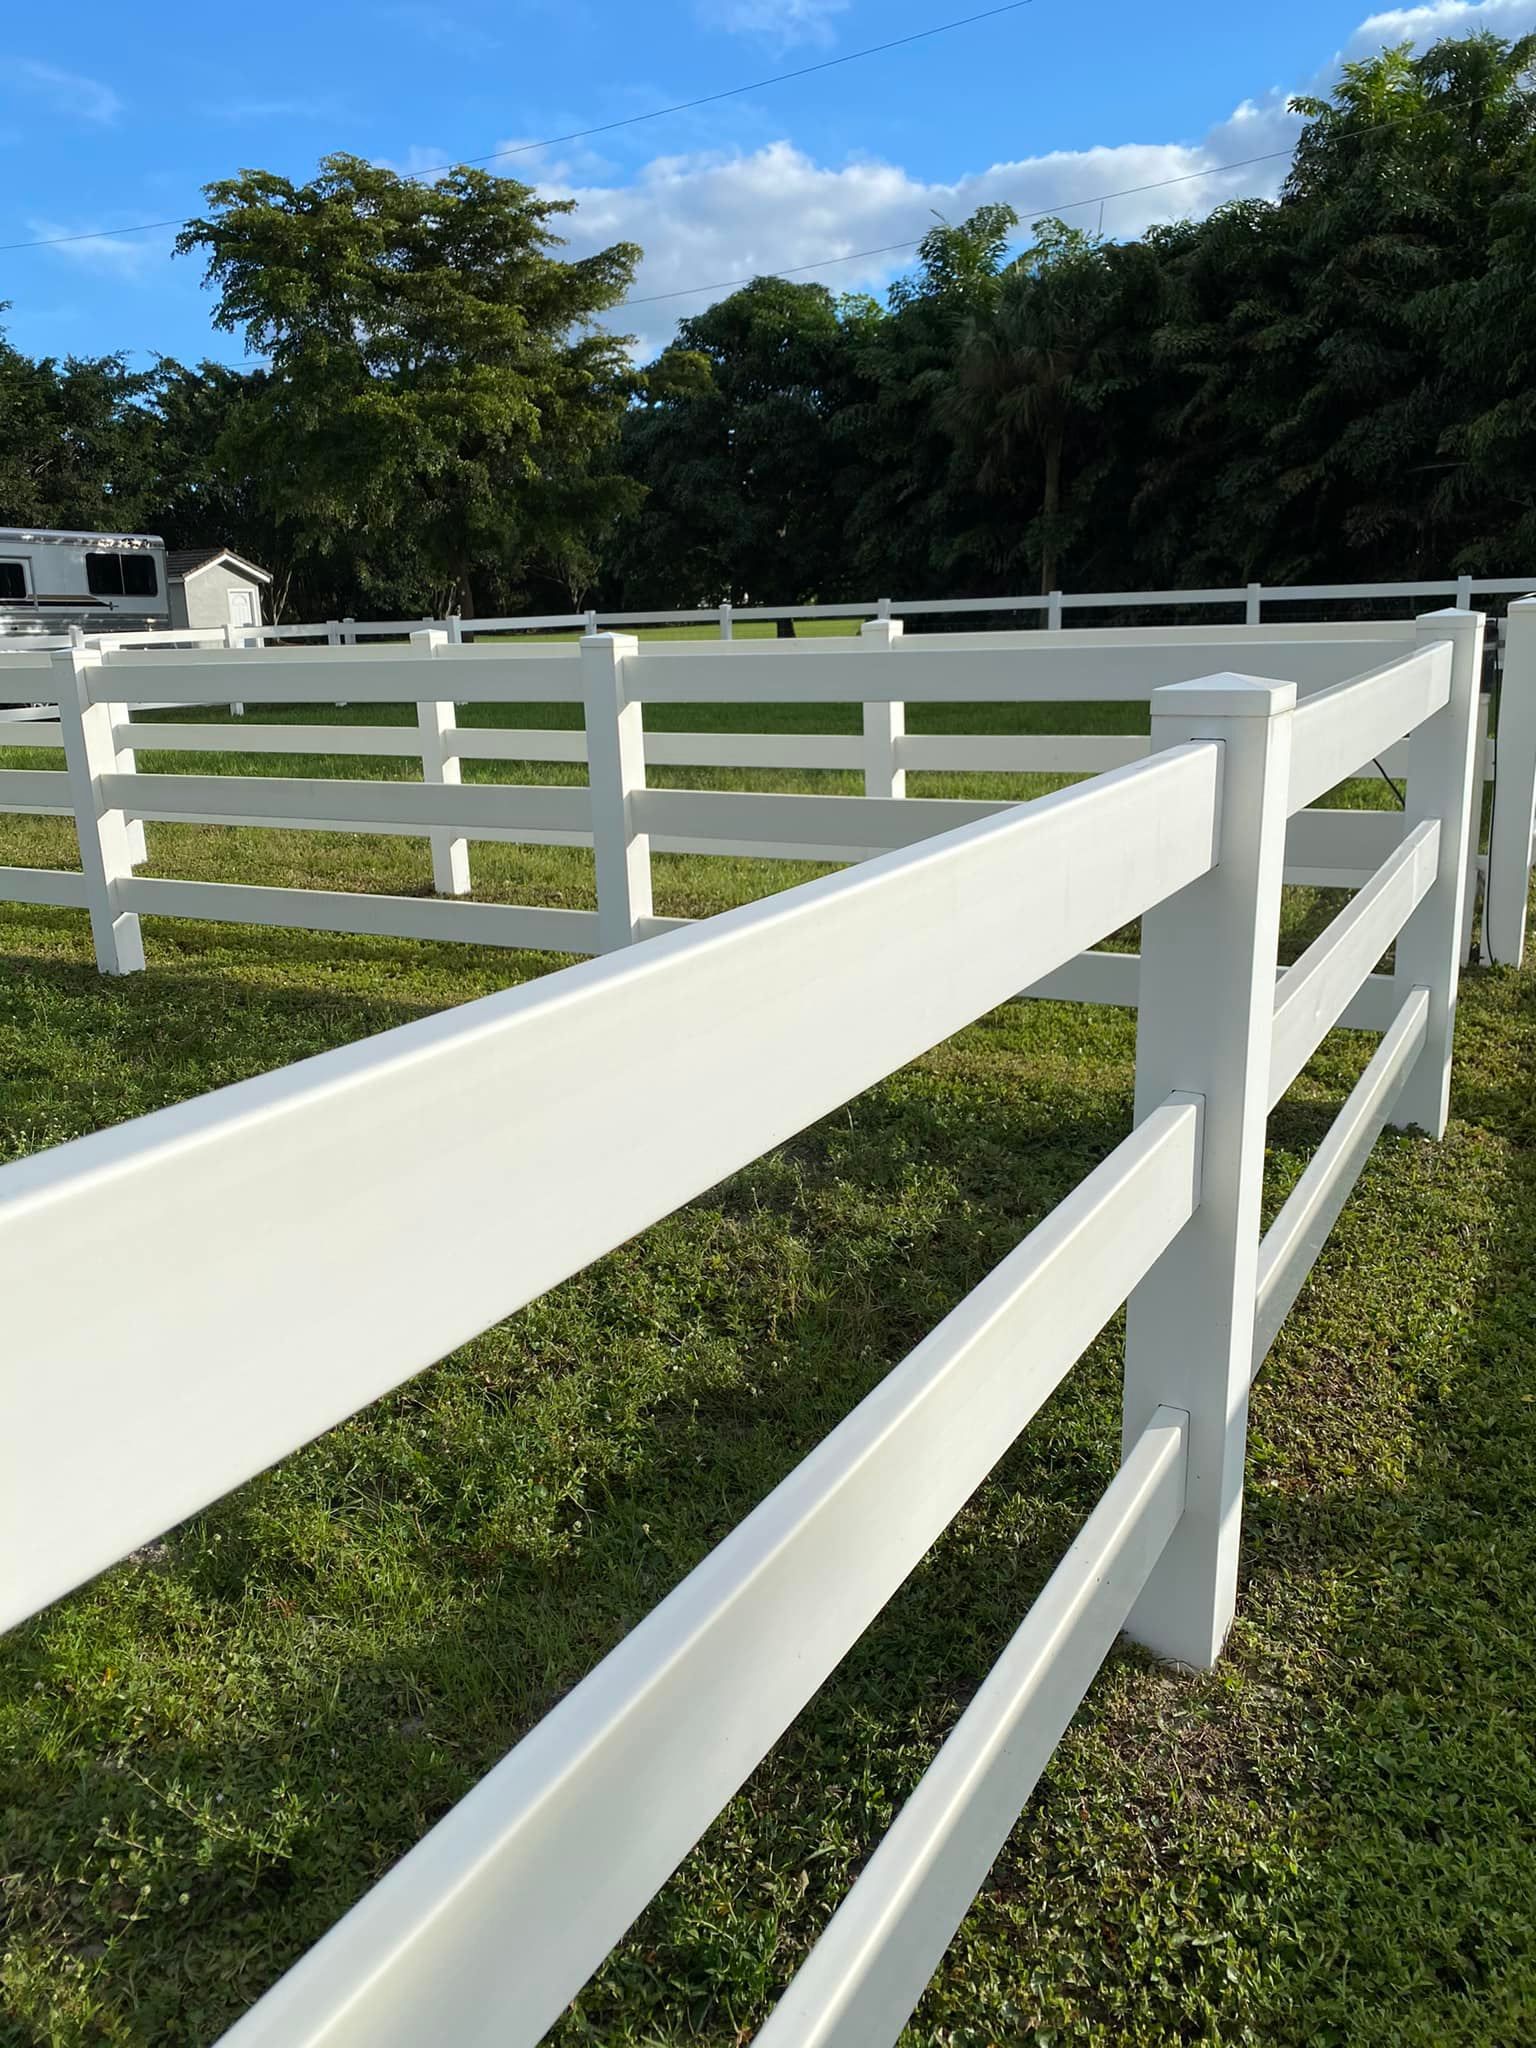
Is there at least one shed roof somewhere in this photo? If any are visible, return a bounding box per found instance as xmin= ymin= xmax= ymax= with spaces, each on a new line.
xmin=165 ymin=547 xmax=272 ymax=584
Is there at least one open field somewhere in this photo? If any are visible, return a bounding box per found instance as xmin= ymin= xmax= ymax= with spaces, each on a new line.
xmin=0 ymin=706 xmax=1532 ymax=2046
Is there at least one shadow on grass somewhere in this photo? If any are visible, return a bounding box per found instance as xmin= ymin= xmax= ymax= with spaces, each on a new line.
xmin=2 ymin=946 xmax=1531 ymax=2046
xmin=0 ymin=1005 xmax=1139 ymax=2045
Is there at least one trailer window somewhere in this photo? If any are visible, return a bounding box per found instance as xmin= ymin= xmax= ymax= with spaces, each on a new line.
xmin=122 ymin=555 xmax=158 ymax=596
xmin=86 ymin=553 xmax=124 ymax=596
xmin=0 ymin=561 xmax=26 ymax=601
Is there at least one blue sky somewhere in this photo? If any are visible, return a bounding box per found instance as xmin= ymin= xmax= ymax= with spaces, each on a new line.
xmin=1 ymin=0 xmax=1531 ymax=366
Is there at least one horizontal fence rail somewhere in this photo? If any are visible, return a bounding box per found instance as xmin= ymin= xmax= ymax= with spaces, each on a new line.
xmin=0 ymin=619 xmax=1484 ymax=2046
xmin=1 ymin=613 xmax=1507 ymax=976
xmin=11 ymin=561 xmax=1514 ymax=959
xmin=220 ymin=1104 xmax=1204 ymax=2048
xmin=754 ymin=1405 xmax=1191 ymax=2048
xmin=1 ymin=742 xmax=1223 ymax=1630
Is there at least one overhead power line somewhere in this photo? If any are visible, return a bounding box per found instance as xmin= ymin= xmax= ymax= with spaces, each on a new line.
xmin=0 ymin=0 xmax=1038 ymax=255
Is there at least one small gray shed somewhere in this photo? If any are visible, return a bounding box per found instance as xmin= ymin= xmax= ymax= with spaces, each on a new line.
xmin=165 ymin=548 xmax=272 ymax=634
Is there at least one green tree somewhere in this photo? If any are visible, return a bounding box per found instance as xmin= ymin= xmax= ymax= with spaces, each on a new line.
xmin=0 ymin=314 xmax=158 ymax=532
xmin=833 ymin=206 xmax=1017 ymax=597
xmin=943 ymin=221 xmax=1132 ymax=592
xmin=607 ymin=276 xmax=859 ymax=608
xmin=176 ymin=156 xmax=642 ymax=615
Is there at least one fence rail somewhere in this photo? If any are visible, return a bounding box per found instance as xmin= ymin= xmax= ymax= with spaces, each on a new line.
xmin=0 ymin=613 xmax=1508 ymax=976
xmin=0 ymin=605 xmax=1485 ymax=2046
xmin=3 ymin=574 xmax=1531 ymax=965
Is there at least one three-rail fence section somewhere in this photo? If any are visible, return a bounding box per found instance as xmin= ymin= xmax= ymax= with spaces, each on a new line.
xmin=0 ymin=597 xmax=1513 ymax=2043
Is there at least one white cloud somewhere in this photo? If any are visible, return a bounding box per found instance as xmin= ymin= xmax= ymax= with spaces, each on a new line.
xmin=1348 ymin=0 xmax=1536 ymax=46
xmin=11 ymin=59 xmax=121 ymax=125
xmin=703 ymin=0 xmax=849 ymax=45
xmin=546 ymin=92 xmax=1301 ymax=355
xmin=26 ymin=222 xmax=166 ymax=278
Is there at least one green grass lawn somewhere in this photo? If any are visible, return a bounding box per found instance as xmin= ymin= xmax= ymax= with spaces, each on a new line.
xmin=0 ymin=696 xmax=1531 ymax=2047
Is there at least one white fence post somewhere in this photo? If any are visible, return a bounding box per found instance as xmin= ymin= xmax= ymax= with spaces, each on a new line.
xmin=447 ymin=614 xmax=464 ymax=646
xmin=222 ymin=622 xmax=246 ymax=717
xmin=1047 ymin=589 xmax=1064 ymax=631
xmin=1486 ymin=594 xmax=1536 ymax=966
xmin=1120 ymin=672 xmax=1295 ymax=1670
xmin=342 ymin=616 xmax=357 ymax=647
xmin=1246 ymin=582 xmax=1262 ymax=626
xmin=326 ymin=619 xmax=341 ymax=648
xmin=412 ymin=629 xmax=470 ymax=898
xmin=1389 ymin=607 xmax=1485 ymax=1136
xmin=1462 ymin=689 xmax=1490 ymax=966
xmin=52 ymin=649 xmax=146 ymax=975
xmin=860 ymin=618 xmax=905 ymax=801
xmin=719 ymin=601 xmax=733 ymax=641
xmin=583 ymin=631 xmax=652 ymax=950
xmin=108 ymin=690 xmax=147 ymax=868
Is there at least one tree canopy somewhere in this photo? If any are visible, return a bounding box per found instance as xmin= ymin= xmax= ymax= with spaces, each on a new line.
xmin=4 ymin=31 xmax=1536 ymax=618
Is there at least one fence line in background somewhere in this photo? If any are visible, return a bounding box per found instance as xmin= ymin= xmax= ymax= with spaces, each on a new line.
xmin=0 ymin=619 xmax=1506 ymax=978
xmin=0 ymin=624 xmax=1480 ymax=2045
xmin=3 ymin=573 xmax=1531 ymax=962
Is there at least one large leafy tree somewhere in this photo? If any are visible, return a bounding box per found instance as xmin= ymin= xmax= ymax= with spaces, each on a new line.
xmin=942 ymin=221 xmax=1136 ymax=592
xmin=0 ymin=314 xmax=159 ymax=532
xmin=176 ymin=156 xmax=643 ymax=615
xmin=833 ymin=206 xmax=1018 ymax=598
xmin=607 ymin=276 xmax=860 ymax=607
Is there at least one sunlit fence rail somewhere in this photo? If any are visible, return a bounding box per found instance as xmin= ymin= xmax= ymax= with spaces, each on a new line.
xmin=0 ymin=611 xmax=1484 ymax=2044
xmin=0 ymin=612 xmax=1506 ymax=979
xmin=3 ymin=573 xmax=1531 ymax=963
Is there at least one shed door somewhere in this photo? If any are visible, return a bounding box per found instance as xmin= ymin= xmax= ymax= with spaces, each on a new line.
xmin=227 ymin=586 xmax=257 ymax=629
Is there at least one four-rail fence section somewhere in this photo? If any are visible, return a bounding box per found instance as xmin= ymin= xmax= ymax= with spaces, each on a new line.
xmin=0 ymin=609 xmax=1488 ymax=2044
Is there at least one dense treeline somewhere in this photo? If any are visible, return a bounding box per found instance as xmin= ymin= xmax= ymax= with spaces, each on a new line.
xmin=4 ymin=32 xmax=1536 ymax=619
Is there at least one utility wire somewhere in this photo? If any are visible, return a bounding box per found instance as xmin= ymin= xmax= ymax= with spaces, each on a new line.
xmin=0 ymin=0 xmax=1038 ymax=254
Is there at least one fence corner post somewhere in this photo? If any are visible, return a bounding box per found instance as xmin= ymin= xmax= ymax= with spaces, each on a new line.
xmin=1389 ymin=607 xmax=1486 ymax=1136
xmin=719 ymin=600 xmax=733 ymax=641
xmin=582 ymin=630 xmax=651 ymax=951
xmin=412 ymin=628 xmax=470 ymax=898
xmin=53 ymin=648 xmax=146 ymax=975
xmin=1120 ymin=671 xmax=1295 ymax=1670
xmin=859 ymin=618 xmax=905 ymax=800
xmin=1486 ymin=594 xmax=1536 ymax=968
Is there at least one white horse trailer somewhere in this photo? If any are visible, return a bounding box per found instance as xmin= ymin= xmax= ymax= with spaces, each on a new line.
xmin=0 ymin=528 xmax=170 ymax=638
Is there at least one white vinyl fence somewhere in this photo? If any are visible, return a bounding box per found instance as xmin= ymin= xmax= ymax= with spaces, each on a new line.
xmin=0 ymin=613 xmax=1483 ymax=2044
xmin=0 ymin=614 xmax=1503 ymax=983
xmin=3 ymin=570 xmax=1533 ymax=963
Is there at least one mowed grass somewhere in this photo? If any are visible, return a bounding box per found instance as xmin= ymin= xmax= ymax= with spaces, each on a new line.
xmin=0 ymin=684 xmax=1532 ymax=2047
